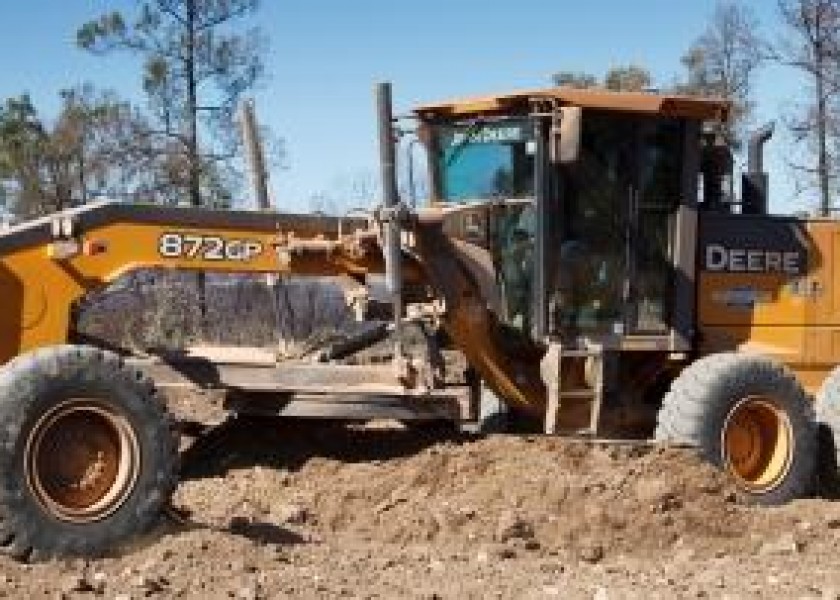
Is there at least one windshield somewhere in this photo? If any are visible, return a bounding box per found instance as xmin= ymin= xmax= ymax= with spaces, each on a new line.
xmin=435 ymin=119 xmax=535 ymax=203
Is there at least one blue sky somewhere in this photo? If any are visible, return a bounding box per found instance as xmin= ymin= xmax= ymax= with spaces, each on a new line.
xmin=0 ymin=1 xmax=811 ymax=214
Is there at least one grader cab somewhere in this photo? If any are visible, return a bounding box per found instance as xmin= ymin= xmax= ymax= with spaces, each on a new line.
xmin=0 ymin=82 xmax=833 ymax=560
xmin=413 ymin=87 xmax=821 ymax=501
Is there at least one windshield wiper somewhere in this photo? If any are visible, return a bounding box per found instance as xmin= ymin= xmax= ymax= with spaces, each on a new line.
xmin=445 ymin=121 xmax=486 ymax=167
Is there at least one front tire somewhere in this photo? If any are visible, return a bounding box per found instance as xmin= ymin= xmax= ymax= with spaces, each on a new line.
xmin=655 ymin=353 xmax=816 ymax=505
xmin=0 ymin=345 xmax=178 ymax=560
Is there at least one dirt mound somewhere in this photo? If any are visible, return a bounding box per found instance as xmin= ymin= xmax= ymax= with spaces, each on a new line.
xmin=174 ymin=421 xmax=746 ymax=561
xmin=5 ymin=416 xmax=840 ymax=599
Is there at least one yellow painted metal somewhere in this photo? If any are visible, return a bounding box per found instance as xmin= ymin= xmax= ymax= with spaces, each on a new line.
xmin=6 ymin=208 xmax=840 ymax=416
xmin=0 ymin=203 xmax=552 ymax=416
xmin=697 ymin=218 xmax=840 ymax=394
xmin=4 ymin=83 xmax=840 ymax=424
xmin=413 ymin=86 xmax=730 ymax=121
xmin=0 ymin=218 xmax=383 ymax=364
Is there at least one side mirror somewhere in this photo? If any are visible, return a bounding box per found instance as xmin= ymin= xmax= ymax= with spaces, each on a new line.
xmin=551 ymin=106 xmax=582 ymax=165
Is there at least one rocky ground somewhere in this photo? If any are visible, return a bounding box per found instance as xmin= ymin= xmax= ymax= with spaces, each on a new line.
xmin=3 ymin=394 xmax=840 ymax=599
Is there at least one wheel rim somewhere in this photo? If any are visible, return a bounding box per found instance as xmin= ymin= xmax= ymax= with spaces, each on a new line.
xmin=721 ymin=396 xmax=793 ymax=493
xmin=24 ymin=399 xmax=140 ymax=523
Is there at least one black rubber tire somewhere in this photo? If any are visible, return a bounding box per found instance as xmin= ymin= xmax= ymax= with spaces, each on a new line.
xmin=654 ymin=353 xmax=816 ymax=505
xmin=815 ymin=365 xmax=840 ymax=496
xmin=0 ymin=345 xmax=178 ymax=561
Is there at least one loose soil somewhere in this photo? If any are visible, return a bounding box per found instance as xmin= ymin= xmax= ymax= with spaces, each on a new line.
xmin=3 ymin=394 xmax=840 ymax=599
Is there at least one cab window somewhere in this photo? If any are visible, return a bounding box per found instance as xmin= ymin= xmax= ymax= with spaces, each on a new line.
xmin=435 ymin=120 xmax=535 ymax=202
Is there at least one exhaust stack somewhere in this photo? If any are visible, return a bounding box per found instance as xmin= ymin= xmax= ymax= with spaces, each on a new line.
xmin=742 ymin=122 xmax=774 ymax=215
xmin=375 ymin=82 xmax=404 ymax=356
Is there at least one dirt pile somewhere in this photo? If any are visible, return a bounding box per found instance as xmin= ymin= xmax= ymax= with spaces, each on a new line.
xmin=175 ymin=424 xmax=746 ymax=562
xmin=4 ymin=417 xmax=840 ymax=599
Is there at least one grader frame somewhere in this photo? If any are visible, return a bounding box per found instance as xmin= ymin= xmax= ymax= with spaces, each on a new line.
xmin=0 ymin=82 xmax=834 ymax=560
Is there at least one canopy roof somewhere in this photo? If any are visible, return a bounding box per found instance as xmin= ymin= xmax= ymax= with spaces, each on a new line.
xmin=413 ymin=86 xmax=730 ymax=122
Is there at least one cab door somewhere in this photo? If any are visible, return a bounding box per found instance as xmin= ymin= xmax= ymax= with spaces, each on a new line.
xmin=627 ymin=118 xmax=685 ymax=334
xmin=543 ymin=112 xmax=634 ymax=338
xmin=544 ymin=112 xmax=686 ymax=339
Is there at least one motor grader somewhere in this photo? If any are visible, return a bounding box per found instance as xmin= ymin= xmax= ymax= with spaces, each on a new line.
xmin=0 ymin=82 xmax=835 ymax=560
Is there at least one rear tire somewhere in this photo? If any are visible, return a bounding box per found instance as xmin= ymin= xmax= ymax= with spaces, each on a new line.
xmin=655 ymin=353 xmax=816 ymax=505
xmin=0 ymin=345 xmax=178 ymax=560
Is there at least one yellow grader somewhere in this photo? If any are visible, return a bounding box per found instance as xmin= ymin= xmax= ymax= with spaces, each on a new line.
xmin=0 ymin=82 xmax=835 ymax=559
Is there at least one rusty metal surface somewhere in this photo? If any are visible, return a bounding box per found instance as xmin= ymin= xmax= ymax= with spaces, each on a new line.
xmin=411 ymin=217 xmax=547 ymax=417
xmin=24 ymin=399 xmax=140 ymax=523
xmin=128 ymin=351 xmax=473 ymax=421
xmin=129 ymin=351 xmax=460 ymax=396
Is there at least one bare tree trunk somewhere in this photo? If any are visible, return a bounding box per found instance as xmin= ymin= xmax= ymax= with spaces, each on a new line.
xmin=185 ymin=0 xmax=208 ymax=330
xmin=78 ymin=150 xmax=88 ymax=205
xmin=185 ymin=0 xmax=200 ymax=209
xmin=777 ymin=0 xmax=840 ymax=215
xmin=817 ymin=44 xmax=832 ymax=215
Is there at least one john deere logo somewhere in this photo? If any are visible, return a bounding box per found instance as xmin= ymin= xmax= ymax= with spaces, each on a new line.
xmin=704 ymin=244 xmax=802 ymax=275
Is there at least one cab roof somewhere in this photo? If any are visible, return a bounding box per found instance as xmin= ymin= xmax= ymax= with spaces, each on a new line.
xmin=413 ymin=86 xmax=730 ymax=122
